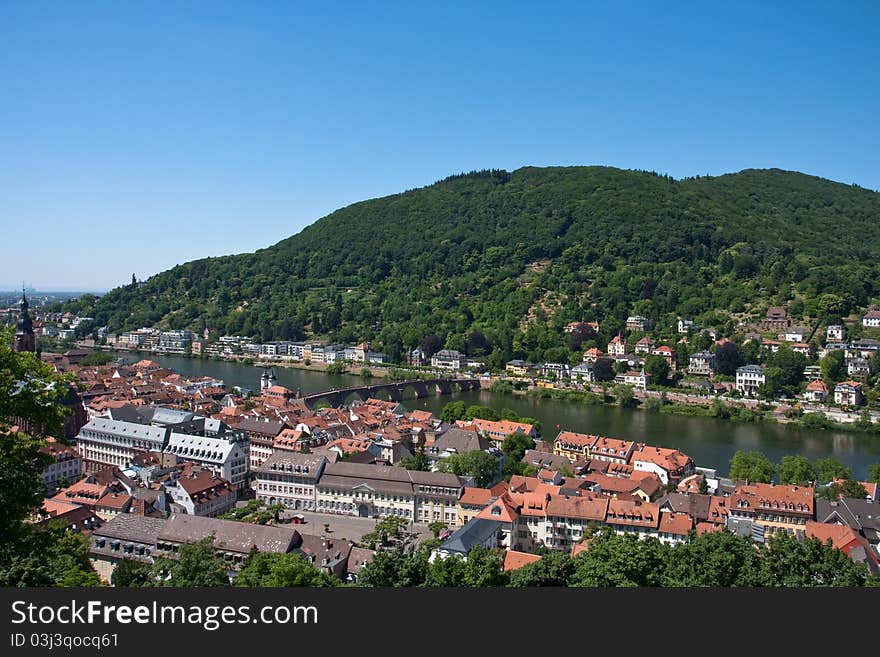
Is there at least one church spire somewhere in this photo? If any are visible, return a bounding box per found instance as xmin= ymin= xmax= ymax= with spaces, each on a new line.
xmin=14 ymin=286 xmax=35 ymax=353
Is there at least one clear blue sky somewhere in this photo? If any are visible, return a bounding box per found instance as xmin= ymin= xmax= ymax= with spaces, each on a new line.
xmin=2 ymin=1 xmax=878 ymax=291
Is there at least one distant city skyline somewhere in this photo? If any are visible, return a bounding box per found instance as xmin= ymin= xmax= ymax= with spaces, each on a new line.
xmin=2 ymin=2 xmax=878 ymax=290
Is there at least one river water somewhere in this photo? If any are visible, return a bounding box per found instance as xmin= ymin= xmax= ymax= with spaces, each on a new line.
xmin=118 ymin=352 xmax=880 ymax=479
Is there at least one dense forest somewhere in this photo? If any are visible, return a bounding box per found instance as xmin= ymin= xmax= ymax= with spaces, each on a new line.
xmin=76 ymin=166 xmax=880 ymax=367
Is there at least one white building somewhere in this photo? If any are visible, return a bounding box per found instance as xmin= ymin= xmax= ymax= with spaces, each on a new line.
xmin=826 ymin=325 xmax=846 ymax=342
xmin=252 ymin=452 xmax=328 ymax=511
xmin=735 ymin=365 xmax=766 ymax=398
xmin=163 ymin=432 xmax=249 ymax=486
xmin=40 ymin=439 xmax=82 ymax=493
xmin=431 ymin=349 xmax=465 ymax=371
xmin=862 ymin=310 xmax=880 ymax=328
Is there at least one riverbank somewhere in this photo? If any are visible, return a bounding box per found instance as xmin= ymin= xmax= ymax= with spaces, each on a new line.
xmin=490 ymin=380 xmax=880 ymax=436
xmin=88 ymin=345 xmax=880 ymax=436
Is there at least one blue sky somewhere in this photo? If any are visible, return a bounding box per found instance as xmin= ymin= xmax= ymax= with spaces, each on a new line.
xmin=1 ymin=1 xmax=878 ymax=291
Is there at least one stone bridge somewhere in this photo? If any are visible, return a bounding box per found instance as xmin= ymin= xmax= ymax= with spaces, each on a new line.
xmin=302 ymin=378 xmax=482 ymax=410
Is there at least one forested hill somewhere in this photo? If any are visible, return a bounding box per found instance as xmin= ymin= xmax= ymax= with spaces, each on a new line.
xmin=85 ymin=166 xmax=880 ymax=366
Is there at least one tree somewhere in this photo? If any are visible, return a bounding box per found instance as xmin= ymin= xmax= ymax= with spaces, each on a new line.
xmin=149 ymin=536 xmax=230 ymax=587
xmin=613 ymin=384 xmax=635 ymax=407
xmin=360 ymin=516 xmax=410 ymax=550
xmin=768 ymin=344 xmax=808 ymax=389
xmin=437 ymin=450 xmax=500 ymax=488
xmin=356 ymin=546 xmax=430 ymax=587
xmin=569 ymin=532 xmax=668 ymax=587
xmin=427 ymin=521 xmax=448 ymax=539
xmin=360 ymin=368 xmax=373 ymax=379
xmin=714 ymin=341 xmax=742 ymax=376
xmin=440 ymin=401 xmax=466 ymax=423
xmin=728 ymin=450 xmax=775 ymax=483
xmin=500 ymin=432 xmax=536 ymax=463
xmin=820 ymin=350 xmax=846 ymax=383
xmin=820 ymin=478 xmax=870 ymax=500
xmin=643 ymin=355 xmax=670 ymax=385
xmin=592 ymin=357 xmax=615 ymax=382
xmin=464 ymin=405 xmax=500 ymax=421
xmin=663 ymin=530 xmax=763 ymax=587
xmin=507 ymin=550 xmax=575 ymax=587
xmin=814 ymin=457 xmax=851 ymax=484
xmin=111 ymin=558 xmax=152 ymax=587
xmin=759 ymin=532 xmax=874 ymax=586
xmin=777 ymin=455 xmax=816 ymax=486
xmin=400 ymin=448 xmax=431 ymax=472
xmin=465 ymin=330 xmax=491 ymax=357
xmin=235 ymin=551 xmax=338 ymax=587
xmin=869 ymin=464 xmax=880 ymax=485
xmin=420 ymin=335 xmax=443 ymax=359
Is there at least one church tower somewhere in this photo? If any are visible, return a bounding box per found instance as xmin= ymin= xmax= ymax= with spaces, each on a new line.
xmin=13 ymin=288 xmax=36 ymax=353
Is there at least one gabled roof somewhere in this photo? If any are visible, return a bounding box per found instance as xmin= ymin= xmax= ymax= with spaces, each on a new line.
xmin=439 ymin=518 xmax=502 ymax=555
xmin=503 ymin=550 xmax=541 ymax=572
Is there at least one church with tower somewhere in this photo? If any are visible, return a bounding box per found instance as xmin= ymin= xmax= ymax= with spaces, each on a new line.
xmin=14 ymin=288 xmax=36 ymax=353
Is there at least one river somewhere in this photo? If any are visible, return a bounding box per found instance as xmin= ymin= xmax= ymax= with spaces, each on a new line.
xmin=118 ymin=352 xmax=880 ymax=479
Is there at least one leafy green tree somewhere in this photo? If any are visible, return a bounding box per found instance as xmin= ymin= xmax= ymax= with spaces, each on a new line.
xmin=149 ymin=536 xmax=230 ymax=587
xmin=814 ymin=457 xmax=851 ymax=484
xmin=360 ymin=516 xmax=410 ymax=550
xmin=759 ymin=532 xmax=873 ymax=586
xmin=437 ymin=450 xmax=500 ymax=488
xmin=820 ymin=478 xmax=870 ymax=500
xmin=767 ymin=344 xmax=808 ymax=389
xmin=427 ymin=521 xmax=448 ymax=539
xmin=235 ymin=551 xmax=338 ymax=587
xmin=728 ymin=450 xmax=775 ymax=483
xmin=464 ymin=405 xmax=500 ymax=421
xmin=400 ymin=448 xmax=431 ymax=472
xmin=111 ymin=558 xmax=153 ymax=587
xmin=507 ymin=550 xmax=575 ymax=587
xmin=869 ymin=464 xmax=880 ymax=485
xmin=643 ymin=355 xmax=670 ymax=385
xmin=820 ymin=350 xmax=846 ymax=383
xmin=356 ymin=546 xmax=429 ymax=587
xmin=500 ymin=432 xmax=535 ymax=463
xmin=663 ymin=530 xmax=763 ymax=586
xmin=777 ymin=455 xmax=816 ymax=486
xmin=440 ymin=401 xmax=466 ymax=423
xmin=569 ymin=532 xmax=668 ymax=587
xmin=613 ymin=384 xmax=635 ymax=407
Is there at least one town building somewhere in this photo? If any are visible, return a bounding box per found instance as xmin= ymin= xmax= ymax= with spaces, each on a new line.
xmin=607 ymin=333 xmax=628 ymax=357
xmin=803 ymin=379 xmax=829 ymax=403
xmin=834 ymin=381 xmax=865 ymax=407
xmin=163 ymin=463 xmax=237 ymax=517
xmin=727 ymin=482 xmax=814 ymax=538
xmin=862 ymin=309 xmax=880 ymax=328
xmin=626 ymin=315 xmax=652 ymax=332
xmin=678 ymin=319 xmax=696 ymax=334
xmin=735 ymin=365 xmax=766 ymax=397
xmin=431 ymin=349 xmax=465 ymax=371
xmin=505 ymin=359 xmax=532 ymax=376
xmin=631 ymin=445 xmax=695 ymax=486
xmin=689 ymin=351 xmax=716 ymax=376
xmin=252 ymin=451 xmax=328 ymax=511
xmin=40 ymin=438 xmax=82 ymax=493
xmin=316 ymin=462 xmax=463 ymax=525
xmin=826 ymin=325 xmax=846 ymax=342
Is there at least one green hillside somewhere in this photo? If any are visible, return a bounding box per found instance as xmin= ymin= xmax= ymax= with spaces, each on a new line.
xmin=83 ymin=166 xmax=880 ymax=366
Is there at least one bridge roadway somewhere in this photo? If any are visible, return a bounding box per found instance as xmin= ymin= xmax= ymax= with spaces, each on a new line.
xmin=301 ymin=377 xmax=482 ymax=409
